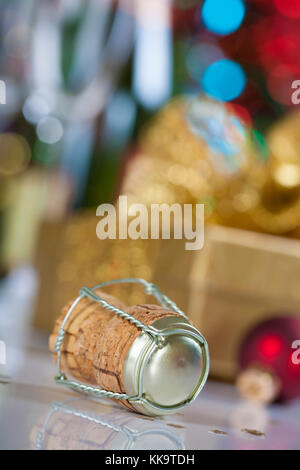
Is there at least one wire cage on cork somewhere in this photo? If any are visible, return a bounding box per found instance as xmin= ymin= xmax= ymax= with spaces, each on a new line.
xmin=52 ymin=278 xmax=210 ymax=416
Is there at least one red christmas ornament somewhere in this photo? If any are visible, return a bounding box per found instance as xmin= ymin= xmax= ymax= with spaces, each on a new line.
xmin=238 ymin=316 xmax=300 ymax=403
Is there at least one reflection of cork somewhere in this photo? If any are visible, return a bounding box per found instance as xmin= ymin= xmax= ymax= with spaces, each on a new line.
xmin=31 ymin=399 xmax=185 ymax=450
xmin=31 ymin=405 xmax=118 ymax=450
xmin=50 ymin=291 xmax=180 ymax=411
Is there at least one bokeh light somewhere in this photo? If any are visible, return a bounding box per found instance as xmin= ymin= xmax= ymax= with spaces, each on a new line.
xmin=133 ymin=0 xmax=172 ymax=110
xmin=259 ymin=334 xmax=284 ymax=360
xmin=186 ymin=42 xmax=224 ymax=83
xmin=4 ymin=25 xmax=31 ymax=59
xmin=36 ymin=117 xmax=64 ymax=145
xmin=0 ymin=133 xmax=31 ymax=176
xmin=202 ymin=59 xmax=246 ymax=101
xmin=273 ymin=0 xmax=300 ymax=19
xmin=274 ymin=163 xmax=300 ymax=189
xmin=201 ymin=0 xmax=245 ymax=35
xmin=267 ymin=64 xmax=298 ymax=105
xmin=260 ymin=35 xmax=300 ymax=71
xmin=23 ymin=90 xmax=55 ymax=125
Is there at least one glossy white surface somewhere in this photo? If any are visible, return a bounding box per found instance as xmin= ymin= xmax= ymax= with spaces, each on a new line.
xmin=1 ymin=327 xmax=300 ymax=450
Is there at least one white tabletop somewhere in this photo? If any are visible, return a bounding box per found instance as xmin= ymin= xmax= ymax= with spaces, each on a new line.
xmin=1 ymin=327 xmax=300 ymax=450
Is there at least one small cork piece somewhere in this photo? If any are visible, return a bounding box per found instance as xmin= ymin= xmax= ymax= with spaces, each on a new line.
xmin=50 ymin=293 xmax=181 ymax=411
xmin=209 ymin=429 xmax=227 ymax=436
xmin=241 ymin=428 xmax=266 ymax=439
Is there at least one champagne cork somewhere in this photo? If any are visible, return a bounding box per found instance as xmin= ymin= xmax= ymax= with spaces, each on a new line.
xmin=50 ymin=288 xmax=209 ymax=416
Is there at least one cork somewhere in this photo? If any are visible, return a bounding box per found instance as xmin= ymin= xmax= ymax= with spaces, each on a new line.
xmin=50 ymin=290 xmax=127 ymax=383
xmin=50 ymin=291 xmax=181 ymax=411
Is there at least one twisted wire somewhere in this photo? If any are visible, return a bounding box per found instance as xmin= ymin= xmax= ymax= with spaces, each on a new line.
xmin=79 ymin=286 xmax=157 ymax=335
xmin=49 ymin=403 xmax=126 ymax=433
xmin=53 ymin=329 xmax=66 ymax=353
xmin=56 ymin=378 xmax=140 ymax=401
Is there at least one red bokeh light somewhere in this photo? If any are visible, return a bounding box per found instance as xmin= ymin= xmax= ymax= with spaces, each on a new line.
xmin=273 ymin=0 xmax=300 ymax=19
xmin=267 ymin=64 xmax=300 ymax=105
xmin=261 ymin=35 xmax=300 ymax=70
xmin=259 ymin=334 xmax=284 ymax=360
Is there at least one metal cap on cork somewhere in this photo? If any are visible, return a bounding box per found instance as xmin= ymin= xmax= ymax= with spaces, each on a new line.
xmin=123 ymin=316 xmax=210 ymax=416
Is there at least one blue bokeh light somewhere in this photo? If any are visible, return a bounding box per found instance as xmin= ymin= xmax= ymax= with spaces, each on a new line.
xmin=202 ymin=0 xmax=245 ymax=35
xmin=202 ymin=59 xmax=246 ymax=102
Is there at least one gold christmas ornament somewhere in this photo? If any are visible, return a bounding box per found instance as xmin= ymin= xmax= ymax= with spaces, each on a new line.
xmin=248 ymin=161 xmax=300 ymax=234
xmin=122 ymin=96 xmax=300 ymax=236
xmin=213 ymin=155 xmax=300 ymax=235
xmin=226 ymin=110 xmax=300 ymax=236
xmin=122 ymin=96 xmax=255 ymax=225
xmin=267 ymin=109 xmax=300 ymax=167
xmin=261 ymin=111 xmax=300 ymax=235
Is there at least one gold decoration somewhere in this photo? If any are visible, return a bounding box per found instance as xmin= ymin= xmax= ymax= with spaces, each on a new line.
xmin=122 ymin=96 xmax=255 ymax=229
xmin=122 ymin=97 xmax=300 ymax=236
